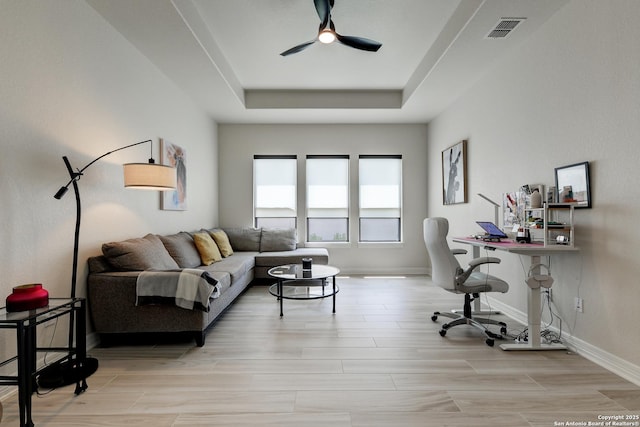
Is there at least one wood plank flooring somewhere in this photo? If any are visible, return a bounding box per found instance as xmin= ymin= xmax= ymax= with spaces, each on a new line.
xmin=2 ymin=276 xmax=639 ymax=426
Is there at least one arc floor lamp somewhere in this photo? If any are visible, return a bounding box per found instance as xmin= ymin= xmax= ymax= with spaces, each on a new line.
xmin=46 ymin=139 xmax=176 ymax=393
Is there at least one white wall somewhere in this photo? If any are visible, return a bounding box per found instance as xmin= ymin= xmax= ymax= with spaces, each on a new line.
xmin=218 ymin=124 xmax=429 ymax=275
xmin=427 ymin=0 xmax=640 ymax=373
xmin=0 ymin=0 xmax=218 ymax=372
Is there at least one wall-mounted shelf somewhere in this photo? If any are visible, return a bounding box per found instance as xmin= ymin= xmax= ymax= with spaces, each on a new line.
xmin=524 ymin=203 xmax=575 ymax=247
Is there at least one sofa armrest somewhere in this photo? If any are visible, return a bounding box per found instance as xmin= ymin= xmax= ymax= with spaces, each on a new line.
xmin=88 ymin=256 xmax=114 ymax=274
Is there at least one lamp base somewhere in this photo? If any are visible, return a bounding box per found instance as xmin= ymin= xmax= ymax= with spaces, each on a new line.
xmin=36 ymin=357 xmax=99 ymax=394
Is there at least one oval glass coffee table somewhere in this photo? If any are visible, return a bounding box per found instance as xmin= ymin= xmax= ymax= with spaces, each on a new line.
xmin=268 ymin=264 xmax=340 ymax=317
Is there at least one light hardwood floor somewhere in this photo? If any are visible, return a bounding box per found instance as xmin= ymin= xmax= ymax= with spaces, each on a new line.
xmin=2 ymin=276 xmax=640 ymax=426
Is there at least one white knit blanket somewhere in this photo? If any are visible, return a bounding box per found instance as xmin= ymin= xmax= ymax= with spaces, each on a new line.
xmin=136 ymin=269 xmax=220 ymax=312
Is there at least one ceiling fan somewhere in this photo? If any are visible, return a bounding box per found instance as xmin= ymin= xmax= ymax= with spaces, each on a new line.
xmin=280 ymin=0 xmax=382 ymax=56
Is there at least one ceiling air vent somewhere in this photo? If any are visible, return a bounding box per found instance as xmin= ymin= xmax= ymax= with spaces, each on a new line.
xmin=486 ymin=17 xmax=526 ymax=39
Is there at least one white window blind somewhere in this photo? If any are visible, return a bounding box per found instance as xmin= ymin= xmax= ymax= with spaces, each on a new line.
xmin=254 ymin=155 xmax=297 ymax=229
xmin=306 ymin=155 xmax=349 ymax=242
xmin=359 ymin=155 xmax=402 ymax=242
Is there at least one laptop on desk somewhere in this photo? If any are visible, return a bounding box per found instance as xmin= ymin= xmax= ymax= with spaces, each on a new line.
xmin=475 ymin=221 xmax=509 ymax=241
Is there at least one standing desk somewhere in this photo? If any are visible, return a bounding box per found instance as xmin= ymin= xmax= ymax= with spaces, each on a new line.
xmin=452 ymin=237 xmax=579 ymax=351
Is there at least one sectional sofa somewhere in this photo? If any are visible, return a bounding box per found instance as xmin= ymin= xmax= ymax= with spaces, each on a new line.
xmin=87 ymin=227 xmax=328 ymax=346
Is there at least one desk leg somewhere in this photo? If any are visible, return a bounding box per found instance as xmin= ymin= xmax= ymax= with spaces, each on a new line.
xmin=500 ymin=255 xmax=565 ymax=351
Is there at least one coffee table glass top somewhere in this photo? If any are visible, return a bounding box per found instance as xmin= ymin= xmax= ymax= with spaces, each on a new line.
xmin=268 ymin=264 xmax=340 ymax=280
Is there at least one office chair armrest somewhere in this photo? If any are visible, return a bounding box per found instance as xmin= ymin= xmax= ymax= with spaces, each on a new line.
xmin=451 ymin=249 xmax=467 ymax=256
xmin=468 ymin=257 xmax=501 ymax=269
xmin=456 ymin=257 xmax=502 ymax=283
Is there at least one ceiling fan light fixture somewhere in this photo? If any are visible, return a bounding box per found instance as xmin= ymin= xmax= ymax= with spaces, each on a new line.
xmin=318 ymin=29 xmax=336 ymax=44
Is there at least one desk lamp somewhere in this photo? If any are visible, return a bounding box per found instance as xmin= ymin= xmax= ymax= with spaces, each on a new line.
xmin=45 ymin=139 xmax=176 ymax=393
xmin=477 ymin=193 xmax=500 ymax=226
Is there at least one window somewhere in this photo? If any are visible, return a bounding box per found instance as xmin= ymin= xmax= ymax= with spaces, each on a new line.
xmin=253 ymin=155 xmax=297 ymax=229
xmin=306 ymin=155 xmax=349 ymax=242
xmin=359 ymin=155 xmax=402 ymax=242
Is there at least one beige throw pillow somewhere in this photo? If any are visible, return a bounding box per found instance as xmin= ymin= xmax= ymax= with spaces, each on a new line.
xmin=208 ymin=229 xmax=234 ymax=257
xmin=193 ymin=232 xmax=222 ymax=265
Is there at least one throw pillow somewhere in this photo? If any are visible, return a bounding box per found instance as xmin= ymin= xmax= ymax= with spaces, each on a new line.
xmin=102 ymin=234 xmax=179 ymax=271
xmin=193 ymin=232 xmax=222 ymax=265
xmin=223 ymin=227 xmax=262 ymax=252
xmin=159 ymin=232 xmax=202 ymax=268
xmin=208 ymin=229 xmax=234 ymax=257
xmin=260 ymin=228 xmax=297 ymax=252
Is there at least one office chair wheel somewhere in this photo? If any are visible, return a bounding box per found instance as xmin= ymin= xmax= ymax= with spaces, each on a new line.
xmin=485 ymin=338 xmax=494 ymax=347
xmin=439 ymin=329 xmax=447 ymax=337
xmin=431 ymin=315 xmax=438 ymax=322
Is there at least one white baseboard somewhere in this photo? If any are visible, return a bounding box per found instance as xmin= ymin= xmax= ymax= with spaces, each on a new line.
xmin=487 ymin=297 xmax=640 ymax=387
xmin=339 ymin=267 xmax=430 ymax=276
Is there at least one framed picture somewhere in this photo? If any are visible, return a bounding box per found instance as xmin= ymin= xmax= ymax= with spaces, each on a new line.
xmin=554 ymin=161 xmax=591 ymax=208
xmin=442 ymin=140 xmax=467 ymax=205
xmin=160 ymin=139 xmax=187 ymax=211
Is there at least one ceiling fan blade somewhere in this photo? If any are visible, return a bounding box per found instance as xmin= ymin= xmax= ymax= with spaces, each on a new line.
xmin=336 ymin=33 xmax=382 ymax=52
xmin=280 ymin=40 xmax=317 ymax=56
xmin=314 ymin=0 xmax=331 ymax=28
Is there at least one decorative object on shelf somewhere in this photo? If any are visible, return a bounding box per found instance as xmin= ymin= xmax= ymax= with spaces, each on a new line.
xmin=442 ymin=140 xmax=467 ymax=205
xmin=5 ymin=283 xmax=49 ymax=312
xmin=160 ymin=139 xmax=187 ymax=211
xmin=530 ymin=188 xmax=543 ymax=208
xmin=520 ymin=184 xmax=544 ymax=208
xmin=554 ymin=161 xmax=591 ymax=208
xmin=52 ymin=138 xmax=176 ymax=394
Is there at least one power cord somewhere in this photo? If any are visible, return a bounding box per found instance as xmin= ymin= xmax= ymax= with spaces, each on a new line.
xmin=541 ymin=289 xmax=564 ymax=345
xmin=36 ymin=316 xmax=60 ymax=396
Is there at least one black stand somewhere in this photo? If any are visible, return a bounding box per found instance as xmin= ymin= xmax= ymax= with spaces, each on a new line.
xmin=40 ymin=157 xmax=99 ymax=395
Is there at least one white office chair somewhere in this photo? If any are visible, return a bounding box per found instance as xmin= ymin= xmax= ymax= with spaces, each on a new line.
xmin=423 ymin=217 xmax=509 ymax=346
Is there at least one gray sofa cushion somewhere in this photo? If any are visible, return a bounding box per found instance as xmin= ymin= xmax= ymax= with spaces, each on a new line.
xmin=223 ymin=227 xmax=262 ymax=251
xmin=260 ymin=228 xmax=297 ymax=252
xmin=159 ymin=232 xmax=201 ymax=268
xmin=102 ymin=234 xmax=179 ymax=271
xmin=201 ymin=252 xmax=257 ymax=283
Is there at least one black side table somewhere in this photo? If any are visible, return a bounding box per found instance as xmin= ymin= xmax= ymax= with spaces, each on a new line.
xmin=0 ymin=298 xmax=88 ymax=427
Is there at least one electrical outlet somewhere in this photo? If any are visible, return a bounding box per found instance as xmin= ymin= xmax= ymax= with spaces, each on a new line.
xmin=574 ymin=297 xmax=584 ymax=313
